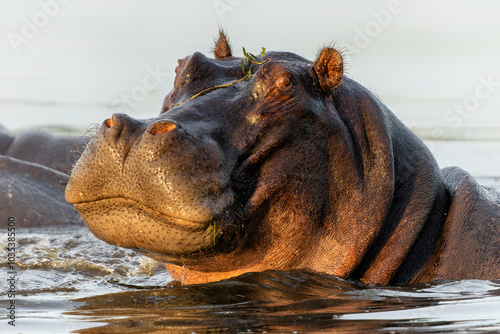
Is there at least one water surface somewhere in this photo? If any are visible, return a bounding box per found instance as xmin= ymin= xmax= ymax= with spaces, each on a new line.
xmin=1 ymin=216 xmax=500 ymax=333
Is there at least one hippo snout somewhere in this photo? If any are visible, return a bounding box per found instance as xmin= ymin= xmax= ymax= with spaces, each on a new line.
xmin=65 ymin=112 xmax=235 ymax=258
xmin=104 ymin=113 xmax=178 ymax=137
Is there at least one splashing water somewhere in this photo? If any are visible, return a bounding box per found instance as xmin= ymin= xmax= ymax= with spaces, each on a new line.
xmin=1 ymin=222 xmax=500 ymax=333
xmin=2 ymin=174 xmax=500 ymax=333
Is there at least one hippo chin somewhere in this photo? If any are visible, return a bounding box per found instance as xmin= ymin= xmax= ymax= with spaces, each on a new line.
xmin=65 ymin=31 xmax=500 ymax=285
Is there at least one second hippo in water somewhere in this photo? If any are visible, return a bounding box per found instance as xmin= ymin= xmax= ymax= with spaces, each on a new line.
xmin=0 ymin=125 xmax=88 ymax=227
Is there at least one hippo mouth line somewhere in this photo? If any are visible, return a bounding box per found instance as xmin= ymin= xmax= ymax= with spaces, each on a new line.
xmin=73 ymin=196 xmax=225 ymax=256
xmin=73 ymin=197 xmax=206 ymax=229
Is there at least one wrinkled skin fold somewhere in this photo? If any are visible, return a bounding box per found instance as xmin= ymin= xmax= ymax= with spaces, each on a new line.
xmin=66 ymin=31 xmax=500 ymax=285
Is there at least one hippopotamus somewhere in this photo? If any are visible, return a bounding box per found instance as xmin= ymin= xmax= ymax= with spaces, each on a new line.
xmin=65 ymin=31 xmax=500 ymax=285
xmin=0 ymin=124 xmax=88 ymax=227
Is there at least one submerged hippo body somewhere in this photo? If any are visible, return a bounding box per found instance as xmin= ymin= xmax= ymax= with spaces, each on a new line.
xmin=0 ymin=125 xmax=88 ymax=227
xmin=66 ymin=32 xmax=500 ymax=285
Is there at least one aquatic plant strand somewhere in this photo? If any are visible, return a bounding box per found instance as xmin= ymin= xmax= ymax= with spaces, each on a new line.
xmin=172 ymin=47 xmax=269 ymax=106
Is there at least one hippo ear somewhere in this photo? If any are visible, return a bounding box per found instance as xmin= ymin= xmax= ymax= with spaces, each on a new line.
xmin=213 ymin=29 xmax=232 ymax=59
xmin=313 ymin=48 xmax=343 ymax=92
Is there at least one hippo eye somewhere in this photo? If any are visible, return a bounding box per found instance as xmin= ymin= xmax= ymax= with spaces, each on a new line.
xmin=276 ymin=74 xmax=293 ymax=92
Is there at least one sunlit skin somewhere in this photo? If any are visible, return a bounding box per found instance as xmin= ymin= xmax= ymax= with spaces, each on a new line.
xmin=66 ymin=31 xmax=500 ymax=285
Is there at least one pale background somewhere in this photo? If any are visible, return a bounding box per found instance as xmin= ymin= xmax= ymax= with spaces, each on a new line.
xmin=1 ymin=0 xmax=499 ymax=175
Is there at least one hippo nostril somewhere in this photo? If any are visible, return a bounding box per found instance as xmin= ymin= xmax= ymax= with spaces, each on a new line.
xmin=104 ymin=117 xmax=114 ymax=128
xmin=148 ymin=121 xmax=177 ymax=135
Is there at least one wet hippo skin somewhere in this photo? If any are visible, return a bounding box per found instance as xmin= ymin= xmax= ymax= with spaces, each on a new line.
xmin=0 ymin=124 xmax=88 ymax=174
xmin=65 ymin=32 xmax=500 ymax=285
xmin=0 ymin=125 xmax=88 ymax=227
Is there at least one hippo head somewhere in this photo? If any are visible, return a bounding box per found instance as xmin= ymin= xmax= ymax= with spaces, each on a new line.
xmin=66 ymin=32 xmax=447 ymax=285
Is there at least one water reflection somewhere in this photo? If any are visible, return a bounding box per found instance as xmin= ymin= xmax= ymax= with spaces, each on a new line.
xmin=2 ymin=227 xmax=499 ymax=333
xmin=67 ymin=271 xmax=500 ymax=333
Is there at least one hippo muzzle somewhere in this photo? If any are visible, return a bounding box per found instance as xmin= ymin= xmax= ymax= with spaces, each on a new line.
xmin=65 ymin=112 xmax=235 ymax=257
